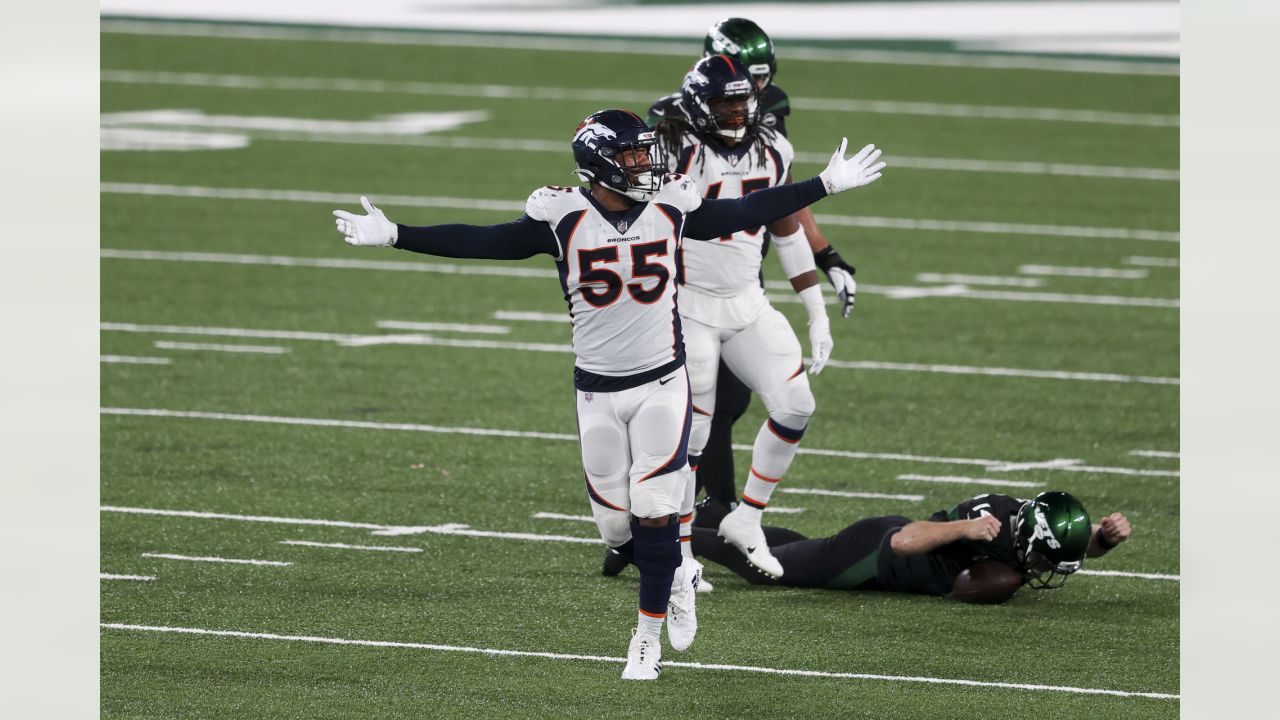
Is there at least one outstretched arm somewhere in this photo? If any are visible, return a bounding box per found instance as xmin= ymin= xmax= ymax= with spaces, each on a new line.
xmin=684 ymin=140 xmax=885 ymax=241
xmin=889 ymin=516 xmax=1001 ymax=556
xmin=333 ymin=196 xmax=559 ymax=260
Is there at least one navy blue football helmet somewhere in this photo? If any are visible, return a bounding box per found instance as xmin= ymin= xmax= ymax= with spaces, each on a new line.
xmin=680 ymin=54 xmax=759 ymax=142
xmin=571 ymin=109 xmax=665 ymax=202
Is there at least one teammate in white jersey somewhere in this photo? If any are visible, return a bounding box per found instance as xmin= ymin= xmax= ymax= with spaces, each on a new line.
xmin=653 ymin=55 xmax=860 ymax=579
xmin=332 ymin=108 xmax=885 ymax=680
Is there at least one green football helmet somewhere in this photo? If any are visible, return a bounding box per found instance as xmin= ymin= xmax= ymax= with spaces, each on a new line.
xmin=704 ymin=17 xmax=777 ymax=89
xmin=1013 ymin=491 xmax=1092 ymax=589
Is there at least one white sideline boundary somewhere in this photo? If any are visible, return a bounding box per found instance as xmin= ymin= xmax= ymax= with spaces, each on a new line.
xmin=100 ymin=320 xmax=1180 ymax=385
xmin=98 ymin=19 xmax=1181 ymax=76
xmin=101 ymin=249 xmax=1182 ymax=311
xmin=101 ymin=573 xmax=156 ymax=581
xmin=99 ymin=407 xmax=1180 ymax=479
xmin=141 ymin=552 xmax=292 ymax=566
xmin=99 ymin=69 xmax=1177 ymax=129
xmin=97 ymin=623 xmax=1179 ymax=699
xmin=1130 ymin=449 xmax=1179 ymax=459
xmin=99 ymin=182 xmax=1179 ymax=243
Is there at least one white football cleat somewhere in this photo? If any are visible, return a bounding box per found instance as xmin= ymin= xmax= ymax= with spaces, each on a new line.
xmin=621 ymin=630 xmax=662 ymax=680
xmin=667 ymin=558 xmax=701 ymax=651
xmin=717 ymin=505 xmax=784 ymax=578
xmin=696 ymin=575 xmax=714 ymax=594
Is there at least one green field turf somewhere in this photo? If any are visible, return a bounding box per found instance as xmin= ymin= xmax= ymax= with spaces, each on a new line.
xmin=100 ymin=20 xmax=1179 ymax=719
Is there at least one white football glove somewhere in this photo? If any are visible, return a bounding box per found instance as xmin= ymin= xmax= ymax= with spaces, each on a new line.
xmin=333 ymin=196 xmax=398 ymax=247
xmin=827 ymin=266 xmax=857 ymax=319
xmin=818 ymin=139 xmax=885 ymax=195
xmin=807 ymin=314 xmax=833 ymax=375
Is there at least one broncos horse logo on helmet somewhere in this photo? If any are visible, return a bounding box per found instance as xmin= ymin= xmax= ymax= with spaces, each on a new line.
xmin=680 ymin=55 xmax=760 ymax=143
xmin=1013 ymin=491 xmax=1093 ymax=589
xmin=571 ymin=109 xmax=666 ymax=202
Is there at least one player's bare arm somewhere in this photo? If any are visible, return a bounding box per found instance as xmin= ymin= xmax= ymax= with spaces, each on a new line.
xmin=890 ymin=515 xmax=1002 ymax=556
xmin=1087 ymin=512 xmax=1132 ymax=557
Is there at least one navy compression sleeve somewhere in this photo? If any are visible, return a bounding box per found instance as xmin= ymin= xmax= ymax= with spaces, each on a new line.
xmin=394 ymin=215 xmax=560 ymax=260
xmin=683 ymin=176 xmax=827 ymax=240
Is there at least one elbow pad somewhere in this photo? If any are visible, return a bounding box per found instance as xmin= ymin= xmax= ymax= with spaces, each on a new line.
xmin=773 ymin=226 xmax=817 ymax=280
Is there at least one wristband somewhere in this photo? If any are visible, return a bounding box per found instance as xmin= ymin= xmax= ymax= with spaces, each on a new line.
xmin=814 ymin=246 xmax=855 ymax=275
xmin=1095 ymin=532 xmax=1118 ymax=551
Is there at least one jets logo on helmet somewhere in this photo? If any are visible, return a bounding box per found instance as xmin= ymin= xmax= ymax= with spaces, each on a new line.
xmin=570 ymin=109 xmax=666 ymax=202
xmin=703 ymin=17 xmax=778 ymax=89
xmin=1030 ymin=507 xmax=1062 ymax=550
xmin=706 ymin=28 xmax=742 ymax=55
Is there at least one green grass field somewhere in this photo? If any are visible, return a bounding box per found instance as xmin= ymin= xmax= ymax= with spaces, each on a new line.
xmin=100 ymin=19 xmax=1179 ymax=718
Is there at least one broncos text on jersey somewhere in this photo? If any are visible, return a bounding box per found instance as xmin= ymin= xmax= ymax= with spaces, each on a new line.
xmin=525 ymin=176 xmax=703 ymax=384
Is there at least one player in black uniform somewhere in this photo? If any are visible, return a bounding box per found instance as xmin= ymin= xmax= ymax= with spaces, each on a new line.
xmin=644 ymin=18 xmax=861 ymax=541
xmin=690 ymin=492 xmax=1132 ymax=597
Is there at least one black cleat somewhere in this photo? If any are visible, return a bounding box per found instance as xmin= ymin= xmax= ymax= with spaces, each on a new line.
xmin=602 ymin=547 xmax=631 ymax=576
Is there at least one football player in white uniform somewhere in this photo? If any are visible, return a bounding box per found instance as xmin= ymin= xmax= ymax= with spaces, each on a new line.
xmin=652 ymin=55 xmax=860 ymax=580
xmin=333 ymin=108 xmax=885 ymax=680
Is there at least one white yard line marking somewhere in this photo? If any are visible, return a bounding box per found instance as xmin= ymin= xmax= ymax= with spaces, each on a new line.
xmin=101 ymin=182 xmax=1177 ymax=243
xmin=96 ymin=69 xmax=1179 ymax=128
xmin=101 ymin=248 xmax=558 ymax=278
xmin=494 ymin=310 xmax=569 ymax=323
xmin=1124 ymin=256 xmax=1179 ymax=268
xmin=100 ymin=407 xmax=1180 ymax=479
xmin=897 ymin=474 xmax=1044 ymax=489
xmin=279 ymin=540 xmax=422 ymax=553
xmin=376 ymin=320 xmax=509 ymax=335
xmin=101 ymin=355 xmax=172 ymax=365
xmin=99 ymin=19 xmax=1179 ymax=76
xmin=103 ymin=120 xmax=1177 ymax=182
xmin=101 ymin=321 xmax=1179 ymax=385
xmin=100 ymin=573 xmax=156 ymax=581
xmin=778 ymin=488 xmax=924 ymax=502
xmin=532 ymin=512 xmax=594 ymax=523
xmin=97 ymin=623 xmax=1179 ymax=699
xmin=154 ymin=341 xmax=289 ymax=354
xmin=103 ymin=248 xmax=1177 ymax=310
xmin=820 ymin=360 xmax=1178 ymax=386
xmin=986 ymin=459 xmax=1085 ymax=472
xmin=1130 ymin=449 xmax=1179 ymax=459
xmin=1077 ymin=569 xmax=1179 ymax=581
xmin=915 ymin=273 xmax=1045 ymax=288
xmin=141 ymin=552 xmax=292 ymax=567
xmin=1019 ymin=264 xmax=1150 ymax=279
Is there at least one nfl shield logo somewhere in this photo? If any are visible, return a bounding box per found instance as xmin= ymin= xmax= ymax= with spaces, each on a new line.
xmin=616 ymin=220 xmax=628 ymax=233
xmin=584 ymin=392 xmax=594 ymax=403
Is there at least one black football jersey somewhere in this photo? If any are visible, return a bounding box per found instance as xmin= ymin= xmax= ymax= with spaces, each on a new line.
xmin=874 ymin=494 xmax=1026 ymax=595
xmin=647 ymin=84 xmax=792 ymax=138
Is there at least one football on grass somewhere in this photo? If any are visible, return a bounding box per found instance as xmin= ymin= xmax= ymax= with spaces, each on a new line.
xmin=951 ymin=560 xmax=1023 ymax=604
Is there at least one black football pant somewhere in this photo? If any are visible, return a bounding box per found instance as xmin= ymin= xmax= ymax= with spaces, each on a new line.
xmin=691 ymin=515 xmax=912 ymax=589
xmin=695 ymin=360 xmax=753 ymax=507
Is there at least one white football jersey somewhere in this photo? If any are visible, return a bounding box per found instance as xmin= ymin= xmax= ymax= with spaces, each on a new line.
xmin=525 ymin=176 xmax=703 ymax=384
xmin=660 ymin=130 xmax=795 ymax=297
